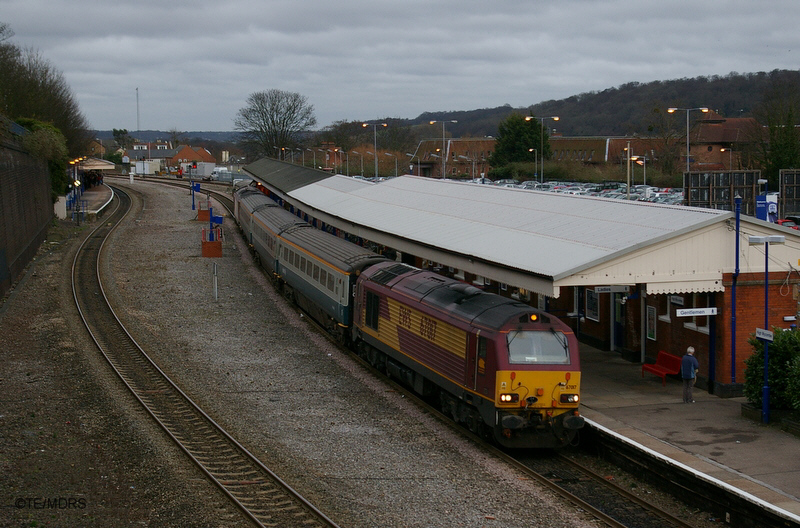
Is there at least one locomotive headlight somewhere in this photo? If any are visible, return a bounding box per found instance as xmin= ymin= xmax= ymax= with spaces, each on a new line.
xmin=499 ymin=393 xmax=519 ymax=403
xmin=560 ymin=394 xmax=580 ymax=404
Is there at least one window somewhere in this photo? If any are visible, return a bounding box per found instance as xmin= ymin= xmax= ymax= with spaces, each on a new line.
xmin=658 ymin=295 xmax=672 ymax=323
xmin=300 ymin=257 xmax=307 ymax=273
xmin=365 ymin=291 xmax=380 ymax=330
xmin=683 ymin=293 xmax=710 ymax=334
xmin=320 ymin=269 xmax=327 ymax=287
xmin=327 ymin=273 xmax=334 ymax=292
xmin=477 ymin=337 xmax=487 ymax=376
xmin=313 ymin=264 xmax=319 ymax=282
xmin=507 ymin=331 xmax=570 ymax=364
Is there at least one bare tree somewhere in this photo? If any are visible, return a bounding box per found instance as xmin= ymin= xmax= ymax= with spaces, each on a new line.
xmin=234 ymin=89 xmax=317 ymax=159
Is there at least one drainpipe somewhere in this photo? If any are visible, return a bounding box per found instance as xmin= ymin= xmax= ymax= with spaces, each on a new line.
xmin=732 ymin=195 xmax=741 ymax=383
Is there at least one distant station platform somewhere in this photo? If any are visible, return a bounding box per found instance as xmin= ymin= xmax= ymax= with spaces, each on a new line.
xmin=80 ymin=183 xmax=113 ymax=216
xmin=580 ymin=343 xmax=800 ymax=522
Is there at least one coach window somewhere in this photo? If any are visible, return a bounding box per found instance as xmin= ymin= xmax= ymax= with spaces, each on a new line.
xmin=283 ymin=247 xmax=289 ymax=260
xmin=327 ymin=273 xmax=335 ymax=292
xmin=306 ymin=259 xmax=313 ymax=276
xmin=294 ymin=252 xmax=300 ymax=269
xmin=313 ymin=264 xmax=320 ymax=282
xmin=320 ymin=269 xmax=327 ymax=287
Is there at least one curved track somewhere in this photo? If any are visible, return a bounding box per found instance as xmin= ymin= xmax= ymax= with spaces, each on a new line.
xmin=102 ymin=176 xmax=699 ymax=527
xmin=71 ymin=185 xmax=339 ymax=528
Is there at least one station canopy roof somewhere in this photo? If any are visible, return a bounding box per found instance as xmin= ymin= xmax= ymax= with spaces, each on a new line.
xmin=244 ymin=159 xmax=800 ymax=298
xmin=79 ymin=157 xmax=116 ymax=171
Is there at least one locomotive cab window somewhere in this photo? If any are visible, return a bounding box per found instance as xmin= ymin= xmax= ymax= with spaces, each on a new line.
xmin=507 ymin=330 xmax=569 ymax=364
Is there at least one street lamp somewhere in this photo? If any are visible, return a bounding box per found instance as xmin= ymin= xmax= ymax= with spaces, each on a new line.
xmin=631 ymin=155 xmax=648 ymax=187
xmin=362 ymin=122 xmax=387 ymax=178
xmin=429 ymin=120 xmax=457 ymax=178
xmin=384 ymin=153 xmax=397 ymax=177
xmin=352 ymin=151 xmax=364 ymax=176
xmin=721 ymin=147 xmax=735 ymax=170
xmin=296 ymin=148 xmax=304 ymax=166
xmin=525 ymin=116 xmax=559 ymax=183
xmin=459 ymin=155 xmax=476 ymax=179
xmin=748 ymin=234 xmax=785 ymax=424
xmin=527 ymin=148 xmax=538 ymax=179
xmin=307 ymin=148 xmax=316 ymax=169
xmin=667 ymin=107 xmax=709 ymax=174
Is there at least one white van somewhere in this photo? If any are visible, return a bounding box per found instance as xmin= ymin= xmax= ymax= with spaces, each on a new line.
xmin=210 ymin=167 xmax=233 ymax=182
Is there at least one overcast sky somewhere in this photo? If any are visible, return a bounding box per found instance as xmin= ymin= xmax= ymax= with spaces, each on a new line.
xmin=2 ymin=0 xmax=798 ymax=132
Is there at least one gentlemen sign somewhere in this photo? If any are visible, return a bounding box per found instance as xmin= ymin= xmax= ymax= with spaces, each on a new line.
xmin=676 ymin=307 xmax=718 ymax=317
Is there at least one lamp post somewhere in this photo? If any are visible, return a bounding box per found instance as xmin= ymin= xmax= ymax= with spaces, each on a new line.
xmin=631 ymin=155 xmax=648 ymax=187
xmin=625 ymin=142 xmax=632 ymax=199
xmin=525 ymin=115 xmax=559 ymax=183
xmin=721 ymin=147 xmax=735 ymax=170
xmin=384 ymin=153 xmax=397 ymax=177
xmin=362 ymin=122 xmax=387 ymax=178
xmin=527 ymin=149 xmax=538 ymax=180
xmin=352 ymin=151 xmax=364 ymax=176
xmin=667 ymin=107 xmax=709 ymax=174
xmin=307 ymin=148 xmax=316 ymax=169
xmin=459 ymin=155 xmax=476 ymax=179
xmin=296 ymin=148 xmax=304 ymax=166
xmin=406 ymin=153 xmax=419 ymax=176
xmin=748 ymin=234 xmax=785 ymax=424
xmin=429 ymin=120 xmax=457 ymax=178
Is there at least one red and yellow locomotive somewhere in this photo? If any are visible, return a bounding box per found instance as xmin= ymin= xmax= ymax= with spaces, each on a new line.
xmin=352 ymin=262 xmax=584 ymax=449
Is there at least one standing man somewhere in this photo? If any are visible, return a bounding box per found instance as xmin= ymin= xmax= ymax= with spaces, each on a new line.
xmin=681 ymin=346 xmax=699 ymax=403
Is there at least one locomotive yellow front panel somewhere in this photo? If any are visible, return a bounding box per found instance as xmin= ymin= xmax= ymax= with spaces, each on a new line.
xmin=495 ymin=370 xmax=581 ymax=410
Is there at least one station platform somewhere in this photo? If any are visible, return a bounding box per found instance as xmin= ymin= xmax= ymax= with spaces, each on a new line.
xmin=80 ymin=183 xmax=113 ymax=215
xmin=579 ymin=343 xmax=800 ymax=522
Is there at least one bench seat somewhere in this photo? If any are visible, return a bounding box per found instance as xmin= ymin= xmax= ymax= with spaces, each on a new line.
xmin=642 ymin=351 xmax=681 ymax=386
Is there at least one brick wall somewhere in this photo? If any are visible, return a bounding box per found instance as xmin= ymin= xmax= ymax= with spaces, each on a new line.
xmin=0 ymin=141 xmax=52 ymax=299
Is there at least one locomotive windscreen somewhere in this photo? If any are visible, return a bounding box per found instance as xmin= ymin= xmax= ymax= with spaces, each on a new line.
xmin=506 ymin=330 xmax=570 ymax=364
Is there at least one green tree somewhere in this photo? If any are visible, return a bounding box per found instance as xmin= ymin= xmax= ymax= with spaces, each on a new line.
xmin=234 ymin=89 xmax=317 ymax=159
xmin=0 ymin=24 xmax=90 ymax=156
xmin=744 ymin=328 xmax=800 ymax=410
xmin=488 ymin=113 xmax=547 ymax=168
xmin=16 ymin=117 xmax=69 ymax=199
xmin=752 ymin=78 xmax=800 ymax=187
xmin=112 ymin=128 xmax=134 ymax=150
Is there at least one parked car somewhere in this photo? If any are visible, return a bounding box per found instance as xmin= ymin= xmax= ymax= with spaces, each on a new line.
xmin=776 ymin=219 xmax=800 ymax=230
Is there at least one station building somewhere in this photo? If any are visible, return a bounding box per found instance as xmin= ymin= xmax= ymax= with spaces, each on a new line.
xmin=243 ymin=158 xmax=800 ymax=398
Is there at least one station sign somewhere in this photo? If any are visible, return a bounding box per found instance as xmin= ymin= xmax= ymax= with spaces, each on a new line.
xmin=676 ymin=307 xmax=718 ymax=317
xmin=755 ymin=328 xmax=774 ymax=342
xmin=594 ymin=285 xmax=630 ymax=294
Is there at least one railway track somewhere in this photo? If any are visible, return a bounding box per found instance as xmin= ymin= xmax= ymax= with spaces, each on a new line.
xmin=280 ymin=290 xmax=700 ymax=527
xmin=109 ymin=176 xmax=700 ymax=527
xmin=71 ymin=185 xmax=339 ymax=528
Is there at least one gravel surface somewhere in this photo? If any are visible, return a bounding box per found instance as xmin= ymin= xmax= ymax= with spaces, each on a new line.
xmin=7 ymin=178 xmax=712 ymax=527
xmin=0 ymin=214 xmax=246 ymax=527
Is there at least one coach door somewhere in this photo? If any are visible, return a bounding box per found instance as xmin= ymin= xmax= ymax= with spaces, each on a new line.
xmin=467 ymin=333 xmax=487 ymax=391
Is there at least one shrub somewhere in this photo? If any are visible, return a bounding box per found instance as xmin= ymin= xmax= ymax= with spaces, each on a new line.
xmin=788 ymin=356 xmax=800 ymax=411
xmin=744 ymin=328 xmax=800 ymax=409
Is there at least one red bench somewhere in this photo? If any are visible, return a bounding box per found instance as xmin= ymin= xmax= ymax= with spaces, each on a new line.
xmin=642 ymin=351 xmax=681 ymax=386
